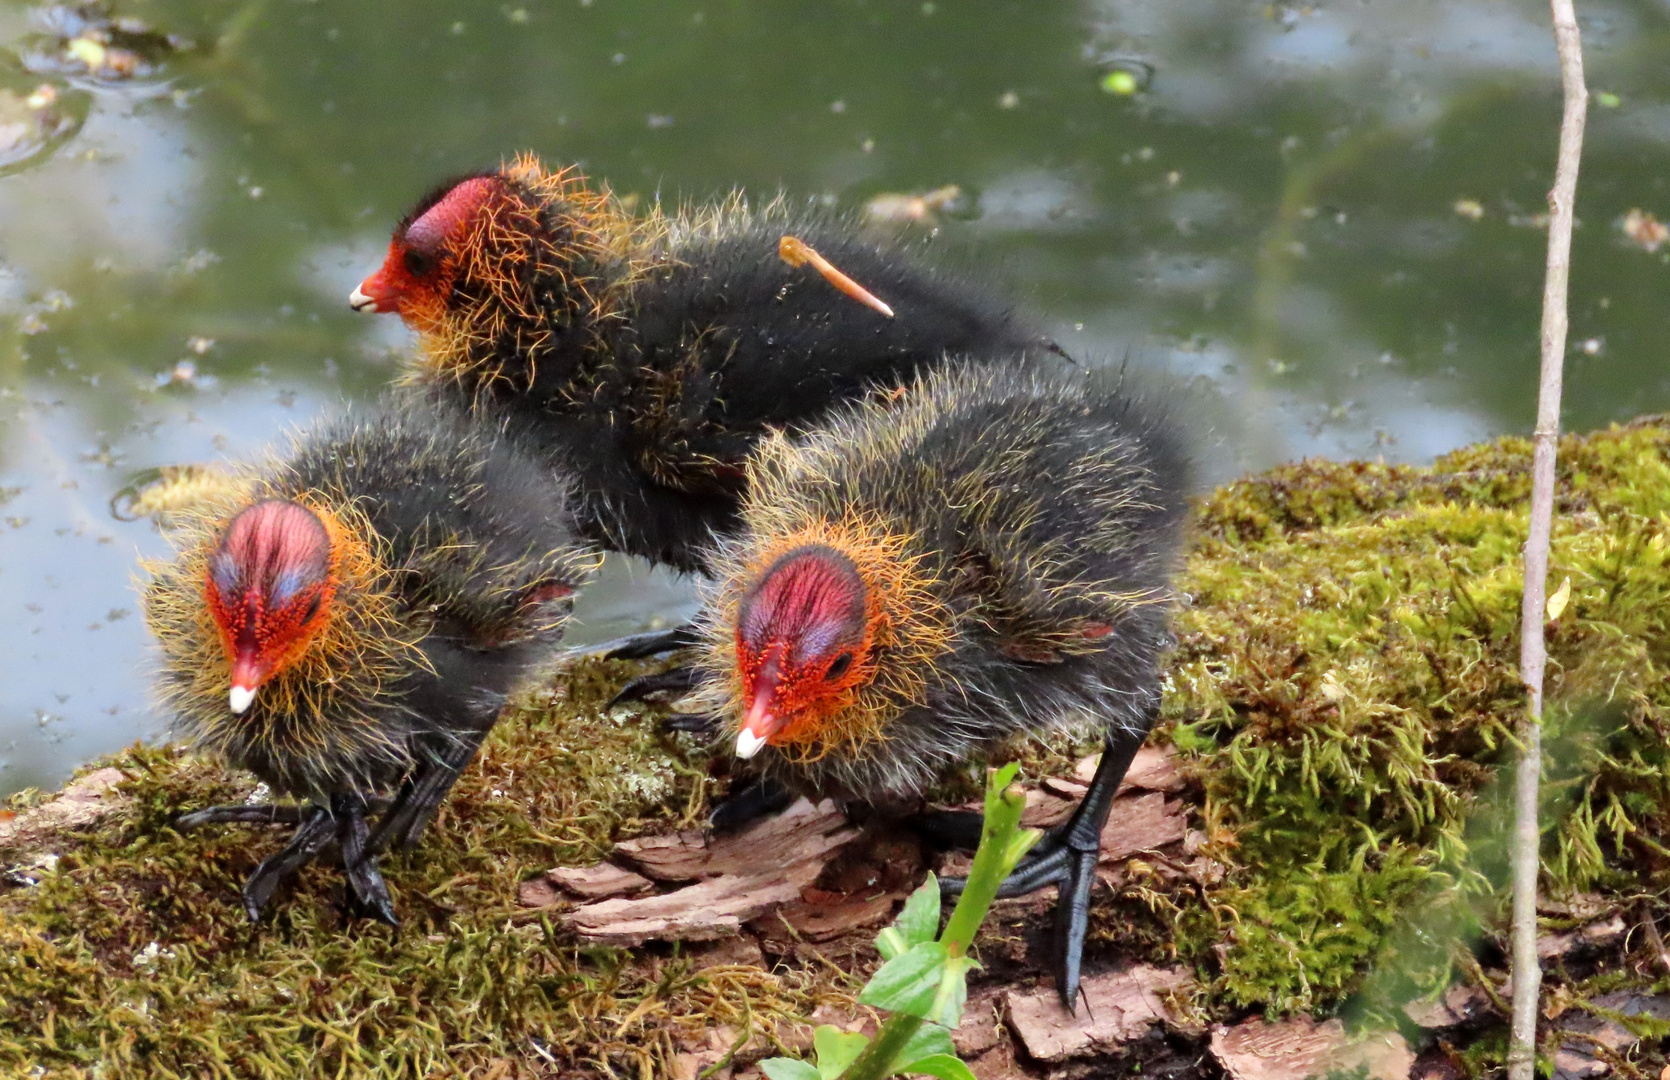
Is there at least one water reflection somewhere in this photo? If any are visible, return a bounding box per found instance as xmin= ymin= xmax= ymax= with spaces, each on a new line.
xmin=1 ymin=0 xmax=1666 ymax=794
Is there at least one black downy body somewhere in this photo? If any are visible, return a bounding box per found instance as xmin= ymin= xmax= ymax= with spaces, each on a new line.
xmin=684 ymin=360 xmax=1190 ymax=1007
xmin=412 ymin=176 xmax=1057 ymax=573
xmin=148 ymin=399 xmax=596 ymax=921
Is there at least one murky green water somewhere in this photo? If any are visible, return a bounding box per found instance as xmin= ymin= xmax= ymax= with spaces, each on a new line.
xmin=2 ymin=0 xmax=1667 ymax=796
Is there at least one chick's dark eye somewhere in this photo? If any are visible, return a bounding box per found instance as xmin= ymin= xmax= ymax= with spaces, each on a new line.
xmin=301 ymin=593 xmax=323 ymax=624
xmin=824 ymin=651 xmax=854 ymax=682
xmin=403 ymin=247 xmax=435 ymax=277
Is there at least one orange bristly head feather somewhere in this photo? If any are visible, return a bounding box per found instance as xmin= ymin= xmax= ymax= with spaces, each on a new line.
xmin=702 ymin=514 xmax=953 ymax=765
xmin=353 ymin=154 xmax=660 ymax=396
xmin=732 ymin=544 xmax=877 ymax=759
xmin=201 ymin=499 xmax=341 ymax=714
xmin=351 ymin=172 xmax=510 ymax=334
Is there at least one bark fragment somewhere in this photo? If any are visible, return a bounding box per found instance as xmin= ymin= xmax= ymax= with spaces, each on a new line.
xmin=1210 ymin=1016 xmax=1412 ymax=1080
xmin=1004 ymin=964 xmax=1190 ymax=1061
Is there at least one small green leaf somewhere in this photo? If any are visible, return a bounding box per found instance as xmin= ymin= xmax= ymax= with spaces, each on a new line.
xmin=812 ymin=1025 xmax=870 ymax=1080
xmin=925 ymin=956 xmax=977 ymax=1027
xmin=859 ymin=941 xmax=951 ymax=1017
xmin=760 ymin=1058 xmax=821 ymax=1080
xmin=891 ymin=1023 xmax=956 ymax=1071
xmin=898 ymin=1053 xmax=979 ymax=1080
xmin=891 ymin=874 xmax=941 ymax=945
xmin=1596 ymin=90 xmax=1622 ymax=108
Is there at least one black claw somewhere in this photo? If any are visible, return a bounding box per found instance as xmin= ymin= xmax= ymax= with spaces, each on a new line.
xmin=176 ymin=803 xmax=308 ymax=830
xmin=662 ymin=712 xmax=721 ymax=735
xmin=336 ymin=796 xmax=399 ymax=927
xmin=709 ymin=778 xmax=797 ymax=834
xmin=608 ymin=666 xmax=701 ymax=709
xmin=241 ymin=805 xmax=336 ymax=922
xmin=1054 ymin=849 xmax=1098 ymax=1012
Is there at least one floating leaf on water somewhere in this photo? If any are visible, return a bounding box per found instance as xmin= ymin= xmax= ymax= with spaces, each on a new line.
xmin=1097 ymin=55 xmax=1154 ymax=95
xmin=1596 ymin=91 xmax=1622 ymax=108
xmin=1101 ymin=69 xmax=1139 ymax=96
xmin=65 ymin=36 xmax=106 ymax=70
xmin=1453 ymin=199 xmax=1485 ymax=221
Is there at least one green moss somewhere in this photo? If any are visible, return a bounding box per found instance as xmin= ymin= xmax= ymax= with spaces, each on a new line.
xmin=8 ymin=418 xmax=1670 ymax=1074
xmin=0 ymin=659 xmax=842 ymax=1078
xmin=1161 ymin=418 xmax=1670 ymax=1016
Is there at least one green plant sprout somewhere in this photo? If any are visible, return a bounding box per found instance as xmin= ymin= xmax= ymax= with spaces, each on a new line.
xmin=759 ymin=763 xmax=1041 ymax=1080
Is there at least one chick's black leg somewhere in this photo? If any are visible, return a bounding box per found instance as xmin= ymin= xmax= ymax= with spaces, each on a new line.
xmin=910 ymin=807 xmax=988 ymax=851
xmin=608 ymin=667 xmax=724 ymax=738
xmin=333 ymin=792 xmax=397 ymax=926
xmin=176 ymin=804 xmax=309 ymax=829
xmin=241 ymin=804 xmax=336 ymax=922
xmin=608 ymin=665 xmax=701 ymax=708
xmin=177 ymin=794 xmax=393 ymax=831
xmin=368 ymin=730 xmax=490 ymax=855
xmin=708 ymin=777 xmax=797 ymax=834
xmin=941 ymin=723 xmax=1151 ymax=1012
xmin=589 ymin=624 xmax=701 ymax=661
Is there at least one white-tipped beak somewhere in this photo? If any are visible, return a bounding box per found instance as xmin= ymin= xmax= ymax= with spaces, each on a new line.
xmin=229 ymin=685 xmax=257 ymax=714
xmin=735 ymin=728 xmax=767 ymax=760
xmin=348 ymin=285 xmax=375 ymax=312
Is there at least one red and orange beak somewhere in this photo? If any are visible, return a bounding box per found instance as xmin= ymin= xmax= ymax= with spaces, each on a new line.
xmin=736 ymin=651 xmax=785 ymax=760
xmin=228 ymin=648 xmax=265 ymax=714
xmin=736 ymin=683 xmax=780 ymax=760
xmin=349 ymin=262 xmax=399 ymax=313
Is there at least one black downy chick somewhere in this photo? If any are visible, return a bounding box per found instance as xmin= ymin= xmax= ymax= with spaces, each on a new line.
xmin=682 ymin=359 xmax=1189 ymax=1008
xmin=143 ymin=400 xmax=599 ymax=921
xmin=351 ymin=155 xmax=1057 ymax=580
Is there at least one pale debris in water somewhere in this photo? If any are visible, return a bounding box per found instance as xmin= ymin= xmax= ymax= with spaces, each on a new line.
xmin=861 ymin=185 xmax=964 ymax=226
xmin=1622 ymin=208 xmax=1669 ymax=253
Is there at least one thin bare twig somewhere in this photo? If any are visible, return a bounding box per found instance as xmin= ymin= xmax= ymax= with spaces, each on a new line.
xmin=1509 ymin=2 xmax=1588 ymax=1078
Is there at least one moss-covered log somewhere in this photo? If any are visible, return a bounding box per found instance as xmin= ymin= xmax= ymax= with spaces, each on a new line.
xmin=7 ymin=419 xmax=1670 ymax=1078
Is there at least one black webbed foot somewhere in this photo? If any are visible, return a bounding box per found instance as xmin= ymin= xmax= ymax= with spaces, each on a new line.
xmin=577 ymin=624 xmax=700 ymax=661
xmin=939 ymin=729 xmax=1149 ymax=1012
xmin=608 ymin=665 xmax=700 ymax=709
xmin=234 ymin=796 xmax=400 ymax=925
xmin=177 ymin=794 xmax=393 ymax=832
xmin=708 ymin=778 xmax=797 ymax=835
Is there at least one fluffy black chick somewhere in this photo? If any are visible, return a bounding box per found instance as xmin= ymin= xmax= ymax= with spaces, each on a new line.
xmin=680 ymin=359 xmax=1189 ymax=1008
xmin=351 ymin=155 xmax=1056 ymax=575
xmin=143 ymin=400 xmax=599 ymax=922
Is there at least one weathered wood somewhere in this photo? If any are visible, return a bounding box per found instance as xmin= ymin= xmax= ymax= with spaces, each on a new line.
xmin=1004 ymin=964 xmax=1190 ymax=1061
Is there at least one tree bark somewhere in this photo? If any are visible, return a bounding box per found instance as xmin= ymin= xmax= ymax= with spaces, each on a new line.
xmin=1509 ymin=3 xmax=1587 ymax=1078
